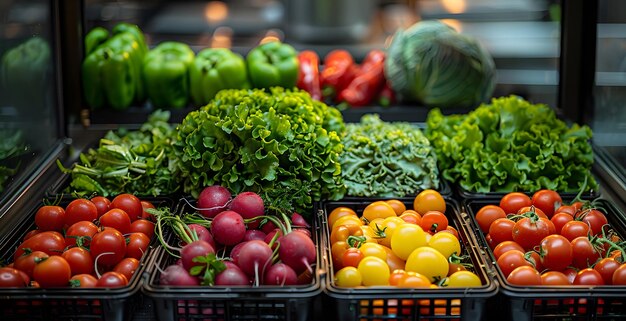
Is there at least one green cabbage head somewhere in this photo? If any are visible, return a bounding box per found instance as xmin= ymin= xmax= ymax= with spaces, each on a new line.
xmin=385 ymin=20 xmax=496 ymax=108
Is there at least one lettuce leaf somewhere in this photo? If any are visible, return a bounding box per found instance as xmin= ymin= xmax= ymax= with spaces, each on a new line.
xmin=425 ymin=96 xmax=597 ymax=193
xmin=176 ymin=88 xmax=345 ymax=215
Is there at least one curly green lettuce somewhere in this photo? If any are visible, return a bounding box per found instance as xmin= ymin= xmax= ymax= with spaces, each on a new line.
xmin=425 ymin=95 xmax=597 ymax=193
xmin=176 ymin=88 xmax=346 ymax=214
xmin=341 ymin=114 xmax=440 ymax=197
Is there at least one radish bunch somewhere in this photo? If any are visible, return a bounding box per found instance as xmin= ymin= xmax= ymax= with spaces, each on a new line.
xmin=152 ymin=185 xmax=316 ymax=287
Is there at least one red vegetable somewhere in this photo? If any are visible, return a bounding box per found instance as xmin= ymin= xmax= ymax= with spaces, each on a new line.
xmin=337 ymin=50 xmax=386 ymax=107
xmin=296 ymin=50 xmax=322 ymax=100
xmin=320 ymin=50 xmax=356 ymax=98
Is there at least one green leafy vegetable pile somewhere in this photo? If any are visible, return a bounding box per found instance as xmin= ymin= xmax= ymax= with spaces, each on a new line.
xmin=425 ymin=95 xmax=597 ymax=193
xmin=176 ymin=87 xmax=346 ymax=214
xmin=59 ymin=110 xmax=181 ymax=197
xmin=341 ymin=114 xmax=440 ymax=197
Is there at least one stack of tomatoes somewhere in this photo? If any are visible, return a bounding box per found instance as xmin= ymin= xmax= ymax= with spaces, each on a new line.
xmin=475 ymin=190 xmax=626 ymax=286
xmin=0 ymin=194 xmax=156 ymax=288
xmin=330 ymin=190 xmax=481 ymax=288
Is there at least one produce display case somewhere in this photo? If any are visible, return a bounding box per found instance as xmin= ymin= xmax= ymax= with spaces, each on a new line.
xmin=463 ymin=198 xmax=626 ymax=321
xmin=0 ymin=0 xmax=625 ymax=321
xmin=319 ymin=198 xmax=498 ymax=321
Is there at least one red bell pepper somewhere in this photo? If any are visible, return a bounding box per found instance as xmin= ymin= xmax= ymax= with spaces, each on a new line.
xmin=337 ymin=50 xmax=386 ymax=107
xmin=296 ymin=50 xmax=322 ymax=100
xmin=320 ymin=50 xmax=357 ymax=99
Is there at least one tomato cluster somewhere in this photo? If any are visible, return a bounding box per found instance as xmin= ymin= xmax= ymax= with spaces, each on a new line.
xmin=0 ymin=194 xmax=156 ymax=288
xmin=475 ymin=190 xmax=626 ymax=286
xmin=331 ymin=190 xmax=482 ymax=288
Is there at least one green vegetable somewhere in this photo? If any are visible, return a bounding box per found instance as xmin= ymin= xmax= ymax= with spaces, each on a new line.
xmin=84 ymin=27 xmax=109 ymax=56
xmin=189 ymin=48 xmax=250 ymax=106
xmin=341 ymin=114 xmax=440 ymax=197
xmin=247 ymin=41 xmax=299 ymax=89
xmin=176 ymin=88 xmax=345 ymax=215
xmin=425 ymin=95 xmax=597 ymax=193
xmin=143 ymin=42 xmax=195 ymax=109
xmin=58 ymin=110 xmax=181 ymax=197
xmin=1 ymin=37 xmax=51 ymax=110
xmin=0 ymin=130 xmax=28 ymax=194
xmin=385 ymin=20 xmax=496 ymax=108
xmin=82 ymin=23 xmax=147 ymax=110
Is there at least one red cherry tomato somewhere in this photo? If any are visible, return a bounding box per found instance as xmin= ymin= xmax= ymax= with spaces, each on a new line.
xmin=512 ymin=217 xmax=552 ymax=251
xmin=594 ymin=258 xmax=621 ymax=285
xmin=65 ymin=221 xmax=99 ymax=248
xmin=13 ymin=231 xmax=66 ymax=260
xmin=500 ymin=192 xmax=531 ymax=215
xmin=13 ymin=250 xmax=49 ymax=279
xmin=99 ymin=209 xmax=132 ymax=235
xmin=112 ymin=257 xmax=140 ymax=281
xmin=571 ymin=236 xmax=600 ymax=269
xmin=90 ymin=196 xmax=111 ymax=218
xmin=539 ymin=235 xmax=572 ymax=271
xmin=111 ymin=194 xmax=143 ymax=221
xmin=573 ymin=268 xmax=605 ymax=286
xmin=34 ymin=205 xmax=66 ymax=231
xmin=125 ymin=232 xmax=151 ymax=260
xmin=69 ymin=274 xmax=98 ymax=288
xmin=130 ymin=219 xmax=155 ymax=239
xmin=497 ymin=250 xmax=532 ymax=278
xmin=420 ymin=211 xmax=448 ymax=234
xmin=507 ymin=266 xmax=542 ymax=285
xmin=475 ymin=205 xmax=506 ymax=233
xmin=341 ymin=247 xmax=364 ymax=268
xmin=561 ymin=221 xmax=590 ymax=242
xmin=493 ymin=241 xmax=524 ymax=260
xmin=541 ymin=271 xmax=570 ymax=285
xmin=489 ymin=218 xmax=516 ymax=245
xmin=575 ymin=209 xmax=608 ymax=236
xmin=516 ymin=206 xmax=547 ymax=219
xmin=140 ymin=201 xmax=156 ymax=221
xmin=33 ymin=256 xmax=72 ymax=288
xmin=551 ymin=212 xmax=574 ymax=234
xmin=90 ymin=228 xmax=127 ymax=267
xmin=61 ymin=247 xmax=94 ymax=276
xmin=611 ymin=264 xmax=626 ymax=285
xmin=96 ymin=271 xmax=128 ymax=288
xmin=531 ymin=190 xmax=562 ymax=218
xmin=65 ymin=199 xmax=98 ymax=227
xmin=0 ymin=267 xmax=28 ymax=287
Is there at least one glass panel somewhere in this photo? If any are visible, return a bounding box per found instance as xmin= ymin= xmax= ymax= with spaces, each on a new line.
xmin=594 ymin=0 xmax=626 ymax=174
xmin=0 ymin=0 xmax=59 ymax=198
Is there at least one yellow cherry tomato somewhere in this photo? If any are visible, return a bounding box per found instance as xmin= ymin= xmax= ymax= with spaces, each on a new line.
xmin=445 ymin=271 xmax=482 ymax=287
xmin=405 ymin=247 xmax=448 ymax=283
xmin=377 ymin=216 xmax=405 ymax=248
xmin=357 ymin=256 xmax=390 ymax=286
xmin=328 ymin=207 xmax=357 ymax=228
xmin=397 ymin=272 xmax=431 ymax=288
xmin=359 ymin=242 xmax=387 ymax=261
xmin=334 ymin=266 xmax=362 ymax=287
xmin=385 ymin=199 xmax=407 ymax=216
xmin=362 ymin=201 xmax=396 ymax=223
xmin=413 ymin=189 xmax=446 ymax=215
xmin=390 ymin=223 xmax=427 ymax=260
xmin=332 ymin=214 xmax=362 ymax=231
xmin=428 ymin=232 xmax=461 ymax=258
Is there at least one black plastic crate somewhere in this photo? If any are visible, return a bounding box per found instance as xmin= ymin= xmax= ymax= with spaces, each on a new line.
xmin=141 ymin=198 xmax=324 ymax=321
xmin=319 ymin=198 xmax=498 ymax=321
xmin=0 ymin=197 xmax=174 ymax=321
xmin=464 ymin=198 xmax=626 ymax=321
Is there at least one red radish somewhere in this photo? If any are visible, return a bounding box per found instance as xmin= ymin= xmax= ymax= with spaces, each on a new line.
xmin=293 ymin=228 xmax=311 ymax=238
xmin=230 ymin=242 xmax=247 ymax=266
xmin=215 ymin=265 xmax=250 ymax=285
xmin=222 ymin=261 xmax=242 ymax=271
xmin=244 ymin=230 xmax=266 ymax=242
xmin=237 ymin=240 xmax=273 ymax=284
xmin=197 ymin=185 xmax=232 ymax=218
xmin=186 ymin=224 xmax=216 ymax=249
xmin=261 ymin=220 xmax=278 ymax=234
xmin=211 ymin=211 xmax=246 ymax=246
xmin=291 ymin=212 xmax=310 ymax=228
xmin=160 ymin=265 xmax=200 ymax=286
xmin=264 ymin=263 xmax=298 ymax=286
xmin=278 ymin=232 xmax=316 ymax=274
xmin=180 ymin=240 xmax=215 ymax=271
xmin=229 ymin=192 xmax=264 ymax=219
xmin=264 ymin=229 xmax=283 ymax=246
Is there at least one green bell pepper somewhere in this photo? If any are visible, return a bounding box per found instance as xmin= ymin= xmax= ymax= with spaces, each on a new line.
xmin=84 ymin=27 xmax=109 ymax=56
xmin=189 ymin=48 xmax=249 ymax=106
xmin=143 ymin=41 xmax=195 ymax=109
xmin=246 ymin=41 xmax=299 ymax=89
xmin=1 ymin=37 xmax=51 ymax=110
xmin=82 ymin=24 xmax=147 ymax=110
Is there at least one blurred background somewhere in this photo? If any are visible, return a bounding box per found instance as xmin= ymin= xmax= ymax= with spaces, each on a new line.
xmin=0 ymin=0 xmax=624 ymax=201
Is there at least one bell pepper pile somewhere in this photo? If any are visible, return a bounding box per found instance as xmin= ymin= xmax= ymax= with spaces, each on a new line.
xmin=298 ymin=49 xmax=396 ymax=108
xmin=82 ymin=23 xmax=397 ymax=110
